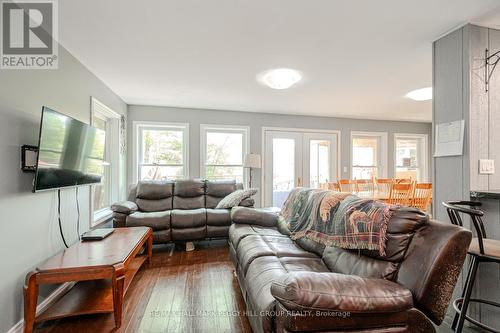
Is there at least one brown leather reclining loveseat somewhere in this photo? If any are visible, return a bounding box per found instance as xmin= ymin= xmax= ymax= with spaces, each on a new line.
xmin=111 ymin=179 xmax=254 ymax=243
xmin=229 ymin=205 xmax=471 ymax=333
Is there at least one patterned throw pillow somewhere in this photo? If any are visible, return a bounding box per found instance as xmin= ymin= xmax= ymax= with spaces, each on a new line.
xmin=216 ymin=188 xmax=258 ymax=209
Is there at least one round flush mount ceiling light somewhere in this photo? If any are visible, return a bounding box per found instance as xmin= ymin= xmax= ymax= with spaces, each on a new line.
xmin=406 ymin=87 xmax=432 ymax=101
xmin=257 ymin=68 xmax=302 ymax=90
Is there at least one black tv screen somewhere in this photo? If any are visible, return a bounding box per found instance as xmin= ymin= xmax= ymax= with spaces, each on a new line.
xmin=34 ymin=107 xmax=106 ymax=192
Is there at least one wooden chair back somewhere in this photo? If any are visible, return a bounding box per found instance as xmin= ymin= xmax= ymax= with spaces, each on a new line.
xmin=375 ymin=178 xmax=393 ymax=195
xmin=412 ymin=183 xmax=432 ymax=211
xmin=355 ymin=179 xmax=374 ymax=194
xmin=388 ymin=182 xmax=413 ymax=206
xmin=338 ymin=179 xmax=357 ymax=193
xmin=395 ymin=178 xmax=413 ymax=184
xmin=328 ymin=182 xmax=341 ymax=191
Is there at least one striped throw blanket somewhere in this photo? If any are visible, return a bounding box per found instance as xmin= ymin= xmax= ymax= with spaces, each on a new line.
xmin=281 ymin=188 xmax=394 ymax=256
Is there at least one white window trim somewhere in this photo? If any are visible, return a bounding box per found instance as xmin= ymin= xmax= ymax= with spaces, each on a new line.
xmin=350 ymin=131 xmax=388 ymax=179
xmin=394 ymin=133 xmax=429 ymax=182
xmin=261 ymin=127 xmax=342 ymax=207
xmin=132 ymin=121 xmax=189 ymax=183
xmin=90 ymin=97 xmax=121 ymax=227
xmin=200 ymin=124 xmax=250 ymax=184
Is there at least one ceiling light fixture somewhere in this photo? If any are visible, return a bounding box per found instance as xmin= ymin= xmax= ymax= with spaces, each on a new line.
xmin=406 ymin=87 xmax=432 ymax=101
xmin=257 ymin=68 xmax=302 ymax=90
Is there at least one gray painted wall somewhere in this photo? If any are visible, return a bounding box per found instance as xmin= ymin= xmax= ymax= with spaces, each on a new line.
xmin=127 ymin=105 xmax=432 ymax=206
xmin=0 ymin=46 xmax=126 ymax=332
xmin=433 ymin=24 xmax=500 ymax=327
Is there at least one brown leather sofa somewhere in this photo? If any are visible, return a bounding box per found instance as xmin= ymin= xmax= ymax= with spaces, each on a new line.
xmin=111 ymin=179 xmax=254 ymax=243
xmin=229 ymin=206 xmax=472 ymax=333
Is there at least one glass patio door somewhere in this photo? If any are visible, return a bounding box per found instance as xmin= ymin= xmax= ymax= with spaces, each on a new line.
xmin=264 ymin=130 xmax=338 ymax=207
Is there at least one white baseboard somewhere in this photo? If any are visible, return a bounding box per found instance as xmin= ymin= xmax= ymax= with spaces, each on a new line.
xmin=7 ymin=282 xmax=74 ymax=333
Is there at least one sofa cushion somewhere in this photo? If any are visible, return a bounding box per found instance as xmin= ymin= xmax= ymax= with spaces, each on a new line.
xmin=136 ymin=181 xmax=174 ymax=199
xmin=126 ymin=211 xmax=171 ymax=231
xmin=243 ymin=256 xmax=330 ymax=333
xmin=170 ymin=208 xmax=206 ymax=228
xmin=174 ymin=179 xmax=205 ymax=197
xmin=237 ymin=235 xmax=317 ymax=274
xmin=136 ymin=197 xmax=173 ymax=212
xmin=206 ymin=208 xmax=231 ymax=226
xmin=216 ymin=188 xmax=258 ymax=209
xmin=322 ymin=246 xmax=400 ymax=280
xmin=271 ymin=271 xmax=413 ymax=313
xmin=229 ymin=224 xmax=286 ymax=249
xmin=244 ymin=256 xmax=288 ymax=333
xmin=205 ymin=180 xmax=237 ymax=208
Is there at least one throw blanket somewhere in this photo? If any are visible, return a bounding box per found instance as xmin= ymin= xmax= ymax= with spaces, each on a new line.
xmin=281 ymin=188 xmax=393 ymax=256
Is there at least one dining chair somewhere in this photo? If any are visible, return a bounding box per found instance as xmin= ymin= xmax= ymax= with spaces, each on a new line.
xmin=388 ymin=183 xmax=412 ymax=206
xmin=412 ymin=183 xmax=432 ymax=211
xmin=395 ymin=178 xmax=413 ymax=184
xmin=443 ymin=201 xmax=500 ymax=333
xmin=355 ymin=179 xmax=375 ymax=194
xmin=328 ymin=182 xmax=341 ymax=191
xmin=338 ymin=179 xmax=357 ymax=193
xmin=375 ymin=178 xmax=393 ymax=196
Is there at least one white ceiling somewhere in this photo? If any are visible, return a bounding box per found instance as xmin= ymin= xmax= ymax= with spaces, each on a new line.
xmin=59 ymin=0 xmax=500 ymax=122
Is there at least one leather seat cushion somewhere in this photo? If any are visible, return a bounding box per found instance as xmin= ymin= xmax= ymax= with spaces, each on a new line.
xmin=229 ymin=224 xmax=286 ymax=249
xmin=271 ymin=271 xmax=413 ymax=313
xmin=126 ymin=211 xmax=170 ymax=231
xmin=170 ymin=208 xmax=206 ymax=228
xmin=237 ymin=235 xmax=318 ymax=274
xmin=206 ymin=208 xmax=231 ymax=226
xmin=243 ymin=256 xmax=330 ymax=333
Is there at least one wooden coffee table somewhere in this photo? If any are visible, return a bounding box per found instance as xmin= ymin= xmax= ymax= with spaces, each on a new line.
xmin=23 ymin=227 xmax=153 ymax=333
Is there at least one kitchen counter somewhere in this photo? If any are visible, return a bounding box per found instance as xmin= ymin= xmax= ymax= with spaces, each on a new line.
xmin=470 ymin=190 xmax=500 ymax=200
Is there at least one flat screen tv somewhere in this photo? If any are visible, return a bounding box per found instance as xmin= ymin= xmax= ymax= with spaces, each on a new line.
xmin=34 ymin=107 xmax=106 ymax=192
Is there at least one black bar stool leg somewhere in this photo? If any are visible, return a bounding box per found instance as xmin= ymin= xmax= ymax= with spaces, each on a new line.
xmin=455 ymin=256 xmax=479 ymax=333
xmin=452 ymin=257 xmax=475 ymax=330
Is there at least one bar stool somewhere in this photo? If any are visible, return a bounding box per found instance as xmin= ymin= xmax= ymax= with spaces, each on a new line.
xmin=443 ymin=201 xmax=500 ymax=333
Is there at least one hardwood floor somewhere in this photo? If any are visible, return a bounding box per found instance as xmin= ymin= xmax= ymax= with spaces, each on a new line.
xmin=34 ymin=240 xmax=252 ymax=333
xmin=34 ymin=239 xmax=479 ymax=333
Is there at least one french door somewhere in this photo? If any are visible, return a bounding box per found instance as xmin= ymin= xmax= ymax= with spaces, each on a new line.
xmin=263 ymin=129 xmax=339 ymax=207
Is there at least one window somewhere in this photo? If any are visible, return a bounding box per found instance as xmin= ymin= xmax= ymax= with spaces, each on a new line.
xmin=394 ymin=134 xmax=428 ymax=181
xmin=201 ymin=125 xmax=249 ymax=183
xmin=135 ymin=122 xmax=189 ymax=181
xmin=90 ymin=97 xmax=121 ymax=226
xmin=351 ymin=132 xmax=388 ymax=179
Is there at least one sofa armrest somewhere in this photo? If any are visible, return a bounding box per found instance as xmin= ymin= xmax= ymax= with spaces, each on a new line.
xmin=111 ymin=201 xmax=138 ymax=215
xmin=230 ymin=206 xmax=279 ymax=227
xmin=271 ymin=272 xmax=413 ymax=313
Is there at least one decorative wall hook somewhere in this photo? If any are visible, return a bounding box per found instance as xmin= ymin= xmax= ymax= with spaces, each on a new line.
xmin=485 ymin=48 xmax=500 ymax=93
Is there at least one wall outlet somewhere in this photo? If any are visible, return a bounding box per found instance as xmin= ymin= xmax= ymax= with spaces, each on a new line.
xmin=479 ymin=159 xmax=495 ymax=174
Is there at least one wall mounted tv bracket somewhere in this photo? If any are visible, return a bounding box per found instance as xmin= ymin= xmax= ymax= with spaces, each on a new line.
xmin=485 ymin=48 xmax=500 ymax=93
xmin=21 ymin=145 xmax=38 ymax=172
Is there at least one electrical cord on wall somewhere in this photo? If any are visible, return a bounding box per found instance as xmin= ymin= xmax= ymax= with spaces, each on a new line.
xmin=57 ymin=189 xmax=69 ymax=248
xmin=76 ymin=187 xmax=81 ymax=241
